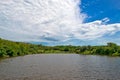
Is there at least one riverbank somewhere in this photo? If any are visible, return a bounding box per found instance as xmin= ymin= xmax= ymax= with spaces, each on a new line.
xmin=0 ymin=38 xmax=120 ymax=58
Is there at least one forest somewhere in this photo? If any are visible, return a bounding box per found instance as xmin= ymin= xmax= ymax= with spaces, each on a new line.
xmin=0 ymin=38 xmax=120 ymax=58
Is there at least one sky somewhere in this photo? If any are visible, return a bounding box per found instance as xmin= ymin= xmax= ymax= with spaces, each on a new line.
xmin=0 ymin=0 xmax=120 ymax=46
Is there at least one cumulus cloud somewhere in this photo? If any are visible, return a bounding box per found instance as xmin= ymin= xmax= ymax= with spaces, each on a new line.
xmin=0 ymin=0 xmax=120 ymax=45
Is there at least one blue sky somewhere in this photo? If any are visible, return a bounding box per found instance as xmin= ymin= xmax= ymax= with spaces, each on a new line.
xmin=0 ymin=0 xmax=120 ymax=46
xmin=81 ymin=0 xmax=120 ymax=24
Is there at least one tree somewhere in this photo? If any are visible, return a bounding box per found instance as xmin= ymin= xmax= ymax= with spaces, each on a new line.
xmin=107 ymin=42 xmax=117 ymax=47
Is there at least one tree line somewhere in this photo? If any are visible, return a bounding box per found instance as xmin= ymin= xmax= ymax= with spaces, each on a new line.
xmin=0 ymin=38 xmax=120 ymax=58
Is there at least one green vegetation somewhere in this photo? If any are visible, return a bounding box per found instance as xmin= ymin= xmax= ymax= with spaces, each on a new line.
xmin=75 ymin=43 xmax=120 ymax=56
xmin=0 ymin=38 xmax=120 ymax=58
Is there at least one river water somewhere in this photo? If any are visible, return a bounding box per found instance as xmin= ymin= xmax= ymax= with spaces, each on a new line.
xmin=0 ymin=54 xmax=120 ymax=80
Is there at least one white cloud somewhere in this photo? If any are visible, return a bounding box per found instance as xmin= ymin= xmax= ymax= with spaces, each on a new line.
xmin=0 ymin=0 xmax=120 ymax=44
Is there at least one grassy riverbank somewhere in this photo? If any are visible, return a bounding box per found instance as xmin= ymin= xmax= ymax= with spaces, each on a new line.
xmin=0 ymin=38 xmax=120 ymax=58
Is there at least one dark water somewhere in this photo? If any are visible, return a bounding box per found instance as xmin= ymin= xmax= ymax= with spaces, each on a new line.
xmin=0 ymin=54 xmax=120 ymax=80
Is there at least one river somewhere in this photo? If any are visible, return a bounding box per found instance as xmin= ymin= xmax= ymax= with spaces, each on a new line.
xmin=0 ymin=54 xmax=120 ymax=80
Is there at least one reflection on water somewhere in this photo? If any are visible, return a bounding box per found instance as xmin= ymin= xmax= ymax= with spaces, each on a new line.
xmin=0 ymin=54 xmax=120 ymax=80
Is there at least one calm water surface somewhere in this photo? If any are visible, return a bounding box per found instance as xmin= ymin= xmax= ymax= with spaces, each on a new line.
xmin=0 ymin=54 xmax=120 ymax=80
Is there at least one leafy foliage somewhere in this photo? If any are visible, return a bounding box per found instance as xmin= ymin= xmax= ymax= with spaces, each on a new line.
xmin=0 ymin=38 xmax=120 ymax=58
